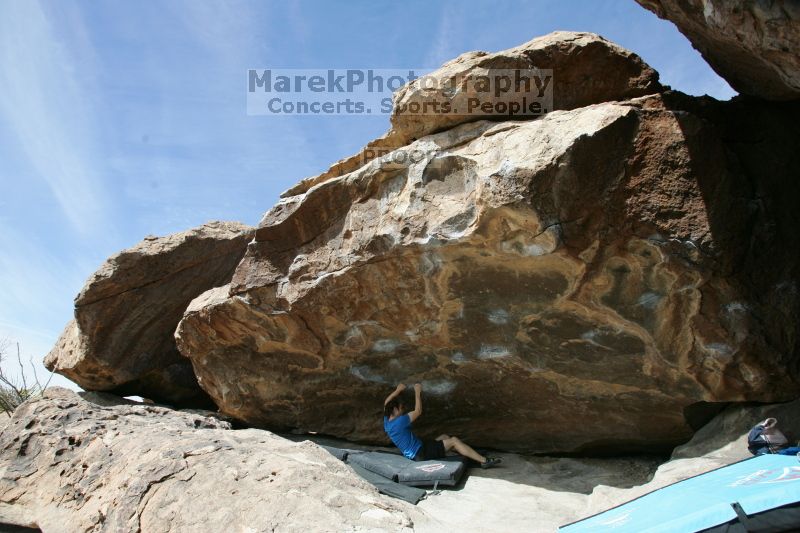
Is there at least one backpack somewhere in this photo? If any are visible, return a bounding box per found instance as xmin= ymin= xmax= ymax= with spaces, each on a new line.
xmin=747 ymin=417 xmax=789 ymax=455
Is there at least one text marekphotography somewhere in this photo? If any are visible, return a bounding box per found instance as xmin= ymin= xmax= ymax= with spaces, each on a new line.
xmin=247 ymin=68 xmax=553 ymax=117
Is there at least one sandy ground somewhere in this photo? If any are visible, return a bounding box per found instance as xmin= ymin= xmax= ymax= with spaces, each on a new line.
xmin=415 ymin=452 xmax=662 ymax=533
xmin=417 ymin=454 xmax=751 ymax=532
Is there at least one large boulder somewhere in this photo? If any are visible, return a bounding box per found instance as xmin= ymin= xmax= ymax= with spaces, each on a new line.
xmin=0 ymin=388 xmax=419 ymax=532
xmin=283 ymin=31 xmax=661 ymax=197
xmin=45 ymin=221 xmax=253 ymax=407
xmin=636 ymin=0 xmax=800 ymax=100
xmin=176 ymin=92 xmax=800 ymax=454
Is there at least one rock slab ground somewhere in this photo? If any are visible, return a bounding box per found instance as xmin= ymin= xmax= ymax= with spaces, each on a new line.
xmin=0 ymin=388 xmax=422 ymax=532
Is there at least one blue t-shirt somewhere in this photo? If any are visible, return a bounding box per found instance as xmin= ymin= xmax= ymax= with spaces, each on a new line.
xmin=384 ymin=414 xmax=422 ymax=459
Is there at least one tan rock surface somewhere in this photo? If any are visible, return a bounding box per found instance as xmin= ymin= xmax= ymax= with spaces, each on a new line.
xmin=636 ymin=0 xmax=800 ymax=100
xmin=45 ymin=221 xmax=253 ymax=407
xmin=0 ymin=388 xmax=423 ymax=532
xmin=284 ymin=31 xmax=661 ymax=197
xmin=176 ymin=92 xmax=800 ymax=454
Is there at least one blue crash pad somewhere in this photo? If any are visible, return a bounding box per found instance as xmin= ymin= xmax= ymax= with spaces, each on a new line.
xmin=560 ymin=454 xmax=800 ymax=533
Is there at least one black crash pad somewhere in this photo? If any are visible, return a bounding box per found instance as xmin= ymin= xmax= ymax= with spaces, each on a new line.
xmin=348 ymin=464 xmax=427 ymax=504
xmin=320 ymin=445 xmax=429 ymax=504
xmin=347 ymin=451 xmax=468 ymax=487
xmin=320 ymin=445 xmax=469 ymax=502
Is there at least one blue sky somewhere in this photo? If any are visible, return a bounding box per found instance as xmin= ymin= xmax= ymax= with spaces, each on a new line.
xmin=0 ymin=0 xmax=735 ymax=390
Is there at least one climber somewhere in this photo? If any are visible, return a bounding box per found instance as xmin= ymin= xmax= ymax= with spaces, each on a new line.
xmin=383 ymin=382 xmax=501 ymax=468
xmin=747 ymin=417 xmax=800 ymax=456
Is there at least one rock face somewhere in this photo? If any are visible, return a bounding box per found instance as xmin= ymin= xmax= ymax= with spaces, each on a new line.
xmin=176 ymin=88 xmax=800 ymax=453
xmin=636 ymin=0 xmax=800 ymax=100
xmin=284 ymin=31 xmax=661 ymax=197
xmin=0 ymin=388 xmax=418 ymax=532
xmin=45 ymin=221 xmax=253 ymax=407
